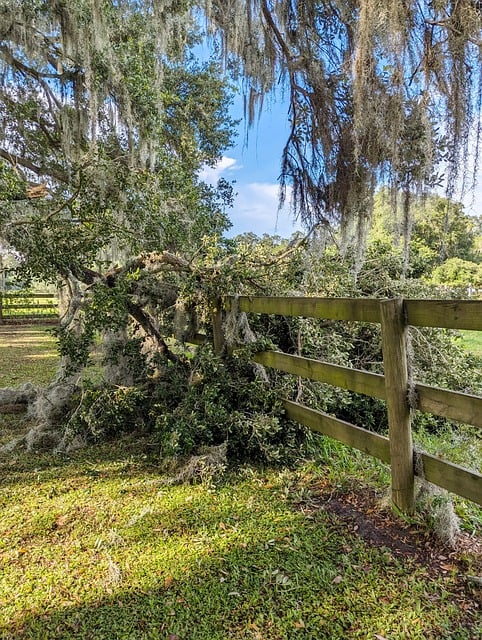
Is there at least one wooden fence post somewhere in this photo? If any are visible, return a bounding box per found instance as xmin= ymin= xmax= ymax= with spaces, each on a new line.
xmin=211 ymin=298 xmax=225 ymax=356
xmin=380 ymin=297 xmax=415 ymax=515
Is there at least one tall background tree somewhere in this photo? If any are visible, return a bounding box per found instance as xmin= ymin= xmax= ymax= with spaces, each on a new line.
xmin=204 ymin=1 xmax=482 ymax=239
xmin=0 ymin=0 xmax=235 ymax=273
xmin=0 ymin=0 xmax=239 ymax=448
xmin=2 ymin=1 xmax=482 ymax=260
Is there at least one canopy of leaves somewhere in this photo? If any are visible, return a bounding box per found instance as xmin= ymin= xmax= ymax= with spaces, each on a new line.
xmin=431 ymin=257 xmax=482 ymax=288
xmin=369 ymin=191 xmax=481 ymax=280
xmin=3 ymin=1 xmax=482 ymax=250
xmin=0 ymin=0 xmax=236 ymax=286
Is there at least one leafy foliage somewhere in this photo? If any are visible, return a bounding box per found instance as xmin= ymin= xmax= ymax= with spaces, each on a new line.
xmin=370 ymin=192 xmax=481 ymax=276
xmin=431 ymin=258 xmax=482 ymax=289
xmin=0 ymin=1 xmax=237 ymax=288
xmin=205 ymin=0 xmax=482 ymax=242
xmin=68 ymin=383 xmax=147 ymax=440
xmin=151 ymin=346 xmax=306 ymax=463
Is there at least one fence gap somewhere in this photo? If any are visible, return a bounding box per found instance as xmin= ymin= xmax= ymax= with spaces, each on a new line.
xmin=380 ymin=297 xmax=415 ymax=515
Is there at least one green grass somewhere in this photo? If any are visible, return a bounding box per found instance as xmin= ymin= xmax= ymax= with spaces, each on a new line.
xmin=458 ymin=330 xmax=482 ymax=357
xmin=0 ymin=324 xmax=59 ymax=387
xmin=0 ymin=326 xmax=480 ymax=639
xmin=0 ymin=445 xmax=480 ymax=640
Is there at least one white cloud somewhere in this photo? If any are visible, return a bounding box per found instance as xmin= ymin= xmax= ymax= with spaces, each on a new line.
xmin=199 ymin=156 xmax=241 ymax=184
xmin=200 ymin=157 xmax=303 ymax=237
xmin=230 ymin=182 xmax=302 ymax=238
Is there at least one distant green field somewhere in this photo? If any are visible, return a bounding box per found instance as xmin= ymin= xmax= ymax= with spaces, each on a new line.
xmin=459 ymin=330 xmax=482 ymax=356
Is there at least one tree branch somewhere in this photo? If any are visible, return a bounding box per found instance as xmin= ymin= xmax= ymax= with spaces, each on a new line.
xmin=0 ymin=148 xmax=69 ymax=184
xmin=126 ymin=300 xmax=182 ymax=364
xmin=0 ymin=45 xmax=63 ymax=110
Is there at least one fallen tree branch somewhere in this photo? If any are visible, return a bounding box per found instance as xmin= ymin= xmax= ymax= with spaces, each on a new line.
xmin=126 ymin=300 xmax=182 ymax=365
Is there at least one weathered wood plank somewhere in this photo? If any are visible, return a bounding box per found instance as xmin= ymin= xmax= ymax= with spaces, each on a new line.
xmin=253 ymin=351 xmax=386 ymax=399
xmin=227 ymin=296 xmax=482 ymax=330
xmin=381 ymin=298 xmax=415 ymax=514
xmin=415 ymin=384 xmax=482 ymax=429
xmin=229 ymin=296 xmax=381 ymax=323
xmin=254 ymin=352 xmax=482 ymax=428
xmin=418 ymin=452 xmax=482 ymax=506
xmin=284 ymin=399 xmax=391 ymax=464
xmin=405 ymin=299 xmax=482 ymax=330
xmin=3 ymin=303 xmax=57 ymax=310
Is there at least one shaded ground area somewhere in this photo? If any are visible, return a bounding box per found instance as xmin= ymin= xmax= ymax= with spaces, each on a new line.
xmin=294 ymin=478 xmax=481 ymax=614
xmin=297 ymin=480 xmax=481 ymax=571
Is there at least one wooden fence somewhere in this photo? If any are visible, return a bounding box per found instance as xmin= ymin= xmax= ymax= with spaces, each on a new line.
xmin=223 ymin=296 xmax=482 ymax=514
xmin=0 ymin=291 xmax=58 ymax=323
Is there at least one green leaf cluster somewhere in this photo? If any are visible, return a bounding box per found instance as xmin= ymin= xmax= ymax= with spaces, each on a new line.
xmin=150 ymin=345 xmax=307 ymax=464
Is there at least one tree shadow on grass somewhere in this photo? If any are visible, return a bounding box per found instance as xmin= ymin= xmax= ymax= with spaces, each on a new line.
xmin=0 ymin=431 xmax=162 ymax=489
xmin=2 ymin=485 xmax=479 ymax=640
xmin=1 ymin=429 xmax=480 ymax=640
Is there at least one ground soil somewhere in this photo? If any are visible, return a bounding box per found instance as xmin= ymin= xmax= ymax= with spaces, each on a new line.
xmin=294 ymin=479 xmax=482 ymax=624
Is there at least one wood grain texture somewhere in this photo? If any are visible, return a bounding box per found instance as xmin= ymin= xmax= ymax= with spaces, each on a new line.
xmin=380 ymin=298 xmax=415 ymax=514
xmin=225 ymin=296 xmax=482 ymax=330
xmin=405 ymin=299 xmax=482 ymax=330
xmin=253 ymin=351 xmax=386 ymax=399
xmin=415 ymin=384 xmax=482 ymax=429
xmin=418 ymin=452 xmax=482 ymax=506
xmin=230 ymin=296 xmax=381 ymax=323
xmin=283 ymin=400 xmax=391 ymax=463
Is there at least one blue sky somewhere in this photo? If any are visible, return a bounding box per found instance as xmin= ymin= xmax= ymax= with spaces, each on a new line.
xmin=201 ymin=94 xmax=482 ymax=239
xmin=200 ymin=95 xmax=304 ymax=238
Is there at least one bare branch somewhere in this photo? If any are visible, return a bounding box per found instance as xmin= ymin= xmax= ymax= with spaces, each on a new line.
xmin=126 ymin=300 xmax=182 ymax=364
xmin=0 ymin=45 xmax=63 ymax=110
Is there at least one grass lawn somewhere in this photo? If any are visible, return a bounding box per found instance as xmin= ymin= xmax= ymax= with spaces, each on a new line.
xmin=0 ymin=324 xmax=59 ymax=387
xmin=458 ymin=330 xmax=482 ymax=357
xmin=0 ymin=325 xmax=481 ymax=639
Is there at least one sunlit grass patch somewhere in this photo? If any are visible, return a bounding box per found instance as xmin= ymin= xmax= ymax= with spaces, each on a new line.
xmin=458 ymin=330 xmax=482 ymax=356
xmin=24 ymin=352 xmax=58 ymax=360
xmin=0 ymin=441 xmax=480 ymax=640
xmin=0 ymin=325 xmax=59 ymax=387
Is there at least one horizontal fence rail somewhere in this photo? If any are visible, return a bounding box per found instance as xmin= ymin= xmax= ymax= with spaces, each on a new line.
xmin=228 ymin=296 xmax=482 ymax=330
xmin=225 ymin=295 xmax=482 ymax=511
xmin=284 ymin=401 xmax=481 ymax=506
xmin=284 ymin=400 xmax=391 ymax=464
xmin=0 ymin=292 xmax=58 ymax=322
xmin=253 ymin=351 xmax=482 ymax=429
xmin=227 ymin=296 xmax=382 ymax=324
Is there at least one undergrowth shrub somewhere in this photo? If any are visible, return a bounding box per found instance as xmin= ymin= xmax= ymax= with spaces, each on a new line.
xmin=65 ymin=343 xmax=308 ymax=464
xmin=68 ymin=383 xmax=147 ymax=440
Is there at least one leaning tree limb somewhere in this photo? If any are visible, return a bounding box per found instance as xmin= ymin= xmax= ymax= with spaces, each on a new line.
xmin=126 ymin=300 xmax=182 ymax=364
